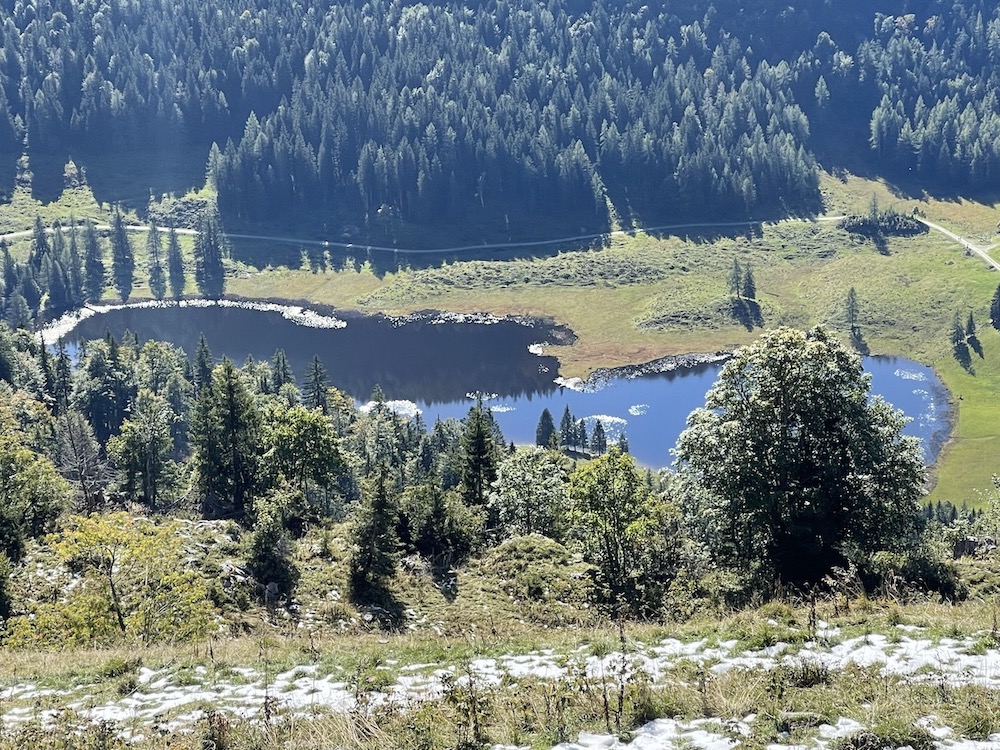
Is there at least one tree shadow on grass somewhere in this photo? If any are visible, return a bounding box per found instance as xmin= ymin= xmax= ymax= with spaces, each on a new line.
xmin=850 ymin=328 xmax=870 ymax=355
xmin=969 ymin=334 xmax=984 ymax=359
xmin=731 ymin=297 xmax=764 ymax=331
xmin=349 ymin=580 xmax=407 ymax=631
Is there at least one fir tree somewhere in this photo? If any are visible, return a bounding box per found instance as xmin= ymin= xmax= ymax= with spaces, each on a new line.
xmin=167 ymin=224 xmax=185 ymax=300
xmin=536 ymin=407 xmax=556 ymax=447
xmin=303 ymin=355 xmax=329 ymax=413
xmin=194 ymin=212 xmax=225 ymax=299
xmin=147 ymin=220 xmax=166 ymax=300
xmin=83 ymin=221 xmax=105 ymax=303
xmin=110 ymin=209 xmax=135 ymax=302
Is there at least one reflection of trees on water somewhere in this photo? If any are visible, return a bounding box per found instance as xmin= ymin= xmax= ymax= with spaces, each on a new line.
xmin=64 ymin=307 xmax=563 ymax=405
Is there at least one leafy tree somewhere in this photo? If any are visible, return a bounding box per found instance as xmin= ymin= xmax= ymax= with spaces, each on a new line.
xmin=0 ymin=405 xmax=70 ymax=563
xmin=675 ymin=326 xmax=925 ymax=590
xmin=27 ymin=513 xmax=215 ymax=645
xmin=399 ymin=480 xmax=480 ymax=563
xmin=167 ymin=224 xmax=185 ymax=300
xmin=83 ymin=221 xmax=105 ymax=303
xmin=265 ymin=404 xmax=342 ymax=514
xmin=568 ymin=447 xmax=675 ymax=616
xmin=535 ymin=407 xmax=556 ymax=448
xmin=110 ymin=209 xmax=135 ymax=302
xmin=489 ymin=446 xmax=566 ymax=538
xmin=147 ymin=220 xmax=166 ymax=300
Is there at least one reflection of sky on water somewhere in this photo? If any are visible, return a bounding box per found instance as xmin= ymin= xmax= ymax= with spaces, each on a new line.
xmin=59 ymin=306 xmax=950 ymax=470
xmin=416 ymin=356 xmax=950 ymax=469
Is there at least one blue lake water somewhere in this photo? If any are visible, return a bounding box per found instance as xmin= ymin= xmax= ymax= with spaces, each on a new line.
xmin=58 ymin=304 xmax=951 ymax=468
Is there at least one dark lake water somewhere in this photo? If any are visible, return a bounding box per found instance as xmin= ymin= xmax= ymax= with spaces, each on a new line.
xmin=58 ymin=304 xmax=951 ymax=468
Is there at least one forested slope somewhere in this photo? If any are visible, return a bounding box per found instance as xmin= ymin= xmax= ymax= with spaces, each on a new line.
xmin=0 ymin=0 xmax=997 ymax=235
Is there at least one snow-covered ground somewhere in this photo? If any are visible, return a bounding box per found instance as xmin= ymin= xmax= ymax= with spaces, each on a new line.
xmin=3 ymin=625 xmax=999 ymax=748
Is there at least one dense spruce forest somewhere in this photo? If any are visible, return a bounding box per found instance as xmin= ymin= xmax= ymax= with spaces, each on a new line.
xmin=0 ymin=0 xmax=998 ymax=240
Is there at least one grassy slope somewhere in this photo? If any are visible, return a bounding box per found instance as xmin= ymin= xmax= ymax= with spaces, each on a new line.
xmin=5 ymin=168 xmax=1000 ymax=505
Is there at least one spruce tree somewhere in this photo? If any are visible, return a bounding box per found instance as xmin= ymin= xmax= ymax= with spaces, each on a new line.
xmin=460 ymin=397 xmax=498 ymax=508
xmin=349 ymin=465 xmax=399 ymax=598
xmin=303 ymin=355 xmax=329 ymax=413
xmin=83 ymin=221 xmax=105 ymax=303
xmin=147 ymin=220 xmax=166 ymax=300
xmin=271 ymin=348 xmax=294 ymax=391
xmin=536 ymin=407 xmax=556 ymax=447
xmin=110 ymin=209 xmax=135 ymax=302
xmin=559 ymin=406 xmax=576 ymax=448
xmin=167 ymin=224 xmax=185 ymax=299
xmin=194 ymin=212 xmax=225 ymax=299
xmin=590 ymin=420 xmax=608 ymax=455
xmin=728 ymin=258 xmax=742 ymax=297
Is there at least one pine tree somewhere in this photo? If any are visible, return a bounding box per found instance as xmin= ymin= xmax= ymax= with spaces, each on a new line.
xmin=271 ymin=348 xmax=294 ymax=391
xmin=65 ymin=220 xmax=84 ymax=306
xmin=349 ymin=465 xmax=399 ymax=598
xmin=590 ymin=420 xmax=608 ymax=455
xmin=460 ymin=397 xmax=499 ymax=508
xmin=194 ymin=212 xmax=225 ymax=299
xmin=194 ymin=334 xmax=213 ymax=393
xmin=83 ymin=221 xmax=105 ymax=303
xmin=846 ymin=287 xmax=860 ymax=333
xmin=303 ymin=355 xmax=329 ymax=412
xmin=147 ymin=220 xmax=166 ymax=300
xmin=190 ymin=358 xmax=261 ymax=519
xmin=110 ymin=209 xmax=135 ymax=302
xmin=167 ymin=224 xmax=185 ymax=300
xmin=559 ymin=405 xmax=575 ymax=448
xmin=536 ymin=407 xmax=556 ymax=447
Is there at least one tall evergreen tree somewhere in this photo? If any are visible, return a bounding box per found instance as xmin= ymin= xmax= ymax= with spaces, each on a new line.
xmin=460 ymin=396 xmax=498 ymax=508
xmin=147 ymin=220 xmax=166 ymax=300
xmin=190 ymin=358 xmax=261 ymax=519
xmin=193 ymin=334 xmax=213 ymax=393
xmin=729 ymin=258 xmax=743 ymax=297
xmin=559 ymin=405 xmax=575 ymax=448
xmin=83 ymin=221 xmax=105 ymax=303
xmin=992 ymin=284 xmax=1000 ymax=331
xmin=590 ymin=420 xmax=608 ymax=455
xmin=271 ymin=348 xmax=294 ymax=391
xmin=535 ymin=407 xmax=556 ymax=447
xmin=349 ymin=465 xmax=399 ymax=598
xmin=303 ymin=355 xmax=329 ymax=413
xmin=194 ymin=212 xmax=225 ymax=299
xmin=110 ymin=209 xmax=135 ymax=302
xmin=167 ymin=224 xmax=185 ymax=300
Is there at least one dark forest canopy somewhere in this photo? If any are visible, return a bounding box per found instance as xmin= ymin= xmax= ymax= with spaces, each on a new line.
xmin=0 ymin=0 xmax=997 ymax=235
